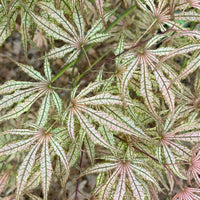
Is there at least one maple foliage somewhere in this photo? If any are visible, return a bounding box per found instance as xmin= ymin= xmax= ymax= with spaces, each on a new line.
xmin=0 ymin=0 xmax=200 ymax=200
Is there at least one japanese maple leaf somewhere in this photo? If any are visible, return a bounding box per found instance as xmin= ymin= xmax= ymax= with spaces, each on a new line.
xmin=0 ymin=127 xmax=69 ymax=200
xmin=65 ymin=80 xmax=147 ymax=149
xmin=155 ymin=106 xmax=200 ymax=179
xmin=28 ymin=2 xmax=111 ymax=62
xmin=172 ymin=187 xmax=200 ymax=200
xmin=0 ymin=57 xmax=62 ymax=126
xmin=82 ymin=156 xmax=159 ymax=200
xmin=187 ymin=149 xmax=200 ymax=186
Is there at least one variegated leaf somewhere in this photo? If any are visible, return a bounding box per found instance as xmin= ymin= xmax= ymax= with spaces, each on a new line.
xmin=0 ymin=80 xmax=36 ymax=95
xmin=0 ymin=171 xmax=10 ymax=193
xmin=175 ymin=54 xmax=200 ymax=81
xmin=163 ymin=44 xmax=200 ymax=61
xmin=36 ymin=92 xmax=51 ymax=127
xmin=73 ymin=108 xmax=113 ymax=149
xmin=2 ymin=129 xmax=37 ymax=136
xmin=88 ymin=33 xmax=111 ymax=44
xmin=121 ymin=58 xmax=139 ymax=96
xmin=44 ymin=57 xmax=52 ymax=82
xmin=100 ymin=165 xmax=121 ymax=200
xmin=49 ymin=136 xmax=69 ymax=171
xmin=38 ymin=2 xmax=78 ymax=39
xmin=140 ymin=58 xmax=159 ymax=120
xmin=76 ymin=81 xmax=104 ymax=99
xmin=52 ymin=91 xmax=62 ymax=116
xmin=29 ymin=11 xmax=75 ymax=44
xmin=114 ymin=166 xmax=126 ymax=200
xmin=79 ymin=105 xmax=145 ymax=138
xmin=82 ymin=163 xmax=118 ymax=176
xmin=41 ymin=137 xmax=52 ymax=200
xmin=127 ymin=166 xmax=145 ymax=200
xmin=0 ymin=136 xmax=39 ymax=156
xmin=0 ymin=88 xmax=38 ymax=110
xmin=0 ymin=91 xmax=45 ymax=122
xmin=77 ymin=93 xmax=122 ymax=105
xmin=130 ymin=164 xmax=159 ymax=188
xmin=73 ymin=6 xmax=84 ymax=39
xmin=84 ymin=136 xmax=95 ymax=165
xmin=46 ymin=45 xmax=76 ymax=59
xmin=162 ymin=144 xmax=186 ymax=179
xmin=14 ymin=62 xmax=46 ymax=82
xmin=149 ymin=47 xmax=174 ymax=56
xmin=67 ymin=110 xmax=75 ymax=140
xmin=16 ymin=142 xmax=41 ymax=200
xmin=95 ymin=0 xmax=104 ymax=17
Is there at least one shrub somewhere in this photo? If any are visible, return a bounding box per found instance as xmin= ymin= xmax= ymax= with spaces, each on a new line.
xmin=0 ymin=0 xmax=200 ymax=199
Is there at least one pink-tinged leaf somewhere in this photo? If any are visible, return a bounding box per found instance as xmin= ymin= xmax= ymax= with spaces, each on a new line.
xmin=49 ymin=136 xmax=69 ymax=172
xmin=129 ymin=164 xmax=159 ymax=188
xmin=0 ymin=136 xmax=39 ymax=156
xmin=24 ymin=171 xmax=41 ymax=191
xmin=77 ymin=105 xmax=144 ymax=138
xmin=187 ymin=150 xmax=200 ymax=186
xmin=165 ymin=140 xmax=191 ymax=158
xmin=76 ymin=81 xmax=104 ymax=99
xmin=162 ymin=144 xmax=186 ymax=179
xmin=38 ymin=2 xmax=79 ymax=39
xmin=74 ymin=108 xmax=113 ymax=149
xmin=82 ymin=163 xmax=118 ymax=176
xmin=77 ymin=93 xmax=122 ymax=105
xmin=95 ymin=0 xmax=104 ymax=17
xmin=41 ymin=137 xmax=52 ymax=200
xmin=73 ymin=6 xmax=84 ymax=39
xmin=177 ymin=30 xmax=200 ymax=39
xmin=140 ymin=57 xmax=160 ymax=120
xmin=67 ymin=110 xmax=75 ymax=140
xmin=149 ymin=61 xmax=174 ymax=113
xmin=0 ymin=80 xmax=36 ymax=95
xmin=114 ymin=166 xmax=126 ymax=200
xmin=0 ymin=88 xmax=38 ymax=110
xmin=121 ymin=58 xmax=139 ymax=96
xmin=144 ymin=0 xmax=156 ymax=13
xmin=162 ymin=44 xmax=200 ymax=61
xmin=16 ymin=142 xmax=41 ymax=200
xmin=172 ymin=187 xmax=200 ymax=200
xmin=0 ymin=171 xmax=10 ymax=194
xmin=166 ymin=132 xmax=200 ymax=142
xmin=174 ymin=54 xmax=200 ymax=82
xmin=0 ymin=91 xmax=45 ymax=122
xmin=2 ymin=129 xmax=38 ymax=136
xmin=127 ymin=166 xmax=145 ymax=200
xmin=100 ymin=165 xmax=121 ymax=200
xmin=29 ymin=11 xmax=76 ymax=45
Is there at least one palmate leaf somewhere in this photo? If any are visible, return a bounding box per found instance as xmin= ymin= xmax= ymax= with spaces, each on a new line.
xmin=127 ymin=166 xmax=145 ymax=200
xmin=73 ymin=108 xmax=113 ymax=149
xmin=41 ymin=137 xmax=52 ymax=200
xmin=17 ymin=141 xmax=41 ymax=200
xmin=119 ymin=34 xmax=175 ymax=115
xmin=66 ymin=80 xmax=147 ymax=149
xmin=0 ymin=127 xmax=70 ymax=199
xmin=84 ymin=158 xmax=157 ymax=200
xmin=162 ymin=144 xmax=186 ymax=179
xmin=26 ymin=2 xmax=111 ymax=60
xmin=0 ymin=58 xmax=62 ymax=124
